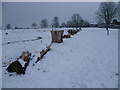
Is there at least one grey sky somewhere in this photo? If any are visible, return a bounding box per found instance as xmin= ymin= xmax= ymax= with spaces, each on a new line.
xmin=0 ymin=2 xmax=2 ymax=28
xmin=2 ymin=2 xmax=100 ymax=28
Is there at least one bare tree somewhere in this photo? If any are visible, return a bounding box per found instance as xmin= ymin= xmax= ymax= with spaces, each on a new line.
xmin=118 ymin=1 xmax=120 ymax=20
xmin=6 ymin=24 xmax=11 ymax=30
xmin=31 ymin=22 xmax=38 ymax=29
xmin=66 ymin=21 xmax=72 ymax=28
xmin=52 ymin=16 xmax=59 ymax=28
xmin=71 ymin=13 xmax=82 ymax=28
xmin=40 ymin=19 xmax=48 ymax=28
xmin=61 ymin=22 xmax=66 ymax=28
xmin=96 ymin=2 xmax=118 ymax=35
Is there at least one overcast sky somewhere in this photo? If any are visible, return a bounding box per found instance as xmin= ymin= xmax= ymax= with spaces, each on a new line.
xmin=2 ymin=2 xmax=100 ymax=28
xmin=0 ymin=2 xmax=2 ymax=28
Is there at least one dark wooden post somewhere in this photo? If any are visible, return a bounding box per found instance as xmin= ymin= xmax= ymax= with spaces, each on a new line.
xmin=51 ymin=30 xmax=64 ymax=43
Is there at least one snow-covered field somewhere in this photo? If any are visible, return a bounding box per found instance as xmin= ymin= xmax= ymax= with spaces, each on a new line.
xmin=0 ymin=30 xmax=2 ymax=89
xmin=2 ymin=28 xmax=118 ymax=88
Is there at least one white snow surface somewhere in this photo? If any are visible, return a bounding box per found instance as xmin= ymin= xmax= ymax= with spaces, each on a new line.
xmin=18 ymin=59 xmax=26 ymax=67
xmin=0 ymin=30 xmax=2 ymax=89
xmin=2 ymin=28 xmax=118 ymax=88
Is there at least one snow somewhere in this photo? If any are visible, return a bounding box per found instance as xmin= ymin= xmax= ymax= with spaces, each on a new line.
xmin=18 ymin=59 xmax=26 ymax=67
xmin=2 ymin=29 xmax=51 ymax=66
xmin=2 ymin=28 xmax=118 ymax=88
xmin=0 ymin=30 xmax=2 ymax=89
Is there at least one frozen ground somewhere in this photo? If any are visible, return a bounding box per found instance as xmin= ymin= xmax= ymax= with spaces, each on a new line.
xmin=2 ymin=28 xmax=118 ymax=88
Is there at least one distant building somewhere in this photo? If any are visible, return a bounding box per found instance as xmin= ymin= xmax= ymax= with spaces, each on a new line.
xmin=110 ymin=18 xmax=120 ymax=29
xmin=112 ymin=19 xmax=120 ymax=25
xmin=90 ymin=23 xmax=97 ymax=27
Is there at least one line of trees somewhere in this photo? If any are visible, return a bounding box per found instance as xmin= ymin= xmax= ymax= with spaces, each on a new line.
xmin=65 ymin=13 xmax=90 ymax=28
xmin=5 ymin=2 xmax=119 ymax=31
xmin=29 ymin=14 xmax=90 ymax=29
xmin=6 ymin=13 xmax=90 ymax=30
xmin=31 ymin=14 xmax=90 ymax=29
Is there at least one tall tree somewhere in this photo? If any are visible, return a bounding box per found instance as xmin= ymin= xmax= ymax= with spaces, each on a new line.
xmin=66 ymin=21 xmax=72 ymax=28
xmin=52 ymin=16 xmax=59 ymax=28
xmin=40 ymin=19 xmax=48 ymax=28
xmin=96 ymin=2 xmax=118 ymax=35
xmin=71 ymin=13 xmax=82 ymax=28
xmin=6 ymin=24 xmax=11 ymax=30
xmin=118 ymin=1 xmax=120 ymax=20
xmin=31 ymin=22 xmax=37 ymax=29
xmin=83 ymin=20 xmax=90 ymax=27
xmin=61 ymin=22 xmax=66 ymax=28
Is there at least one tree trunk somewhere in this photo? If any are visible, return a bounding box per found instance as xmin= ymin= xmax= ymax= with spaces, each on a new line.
xmin=6 ymin=51 xmax=31 ymax=74
xmin=35 ymin=44 xmax=52 ymax=63
xmin=106 ymin=23 xmax=109 ymax=36
xmin=51 ymin=30 xmax=64 ymax=43
xmin=107 ymin=30 xmax=109 ymax=36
